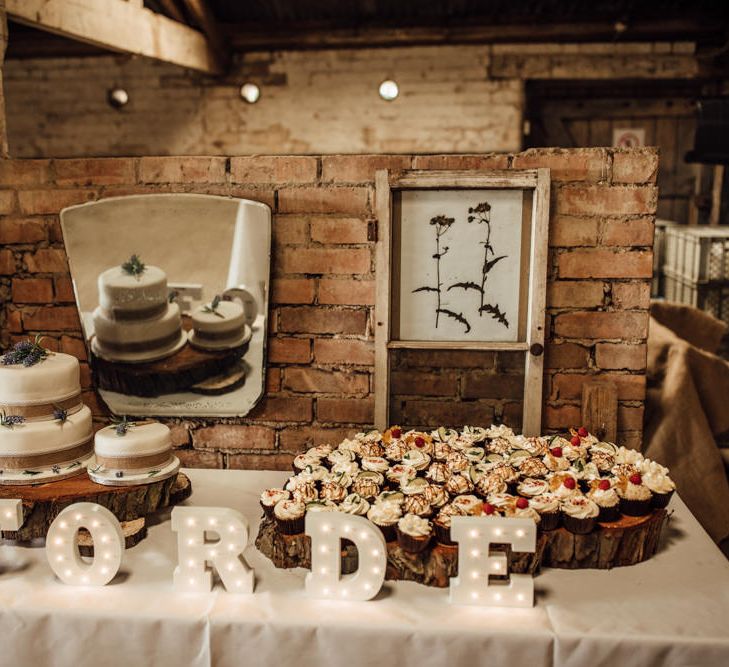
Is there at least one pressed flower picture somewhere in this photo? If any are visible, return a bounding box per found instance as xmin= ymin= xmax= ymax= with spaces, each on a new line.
xmin=397 ymin=189 xmax=523 ymax=342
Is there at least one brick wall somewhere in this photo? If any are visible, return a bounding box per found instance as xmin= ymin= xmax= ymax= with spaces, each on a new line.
xmin=0 ymin=148 xmax=657 ymax=468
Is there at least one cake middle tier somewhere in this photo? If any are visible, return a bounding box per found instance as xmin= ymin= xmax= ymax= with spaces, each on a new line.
xmin=92 ymin=302 xmax=183 ymax=353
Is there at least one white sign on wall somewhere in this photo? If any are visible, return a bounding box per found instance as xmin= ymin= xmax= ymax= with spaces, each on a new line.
xmin=612 ymin=127 xmax=645 ymax=148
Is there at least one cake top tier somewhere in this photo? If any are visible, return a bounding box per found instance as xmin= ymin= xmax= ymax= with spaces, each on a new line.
xmin=95 ymin=421 xmax=172 ymax=458
xmin=0 ymin=352 xmax=80 ymax=405
xmin=98 ymin=263 xmax=168 ymax=315
xmin=192 ymin=299 xmax=245 ymax=332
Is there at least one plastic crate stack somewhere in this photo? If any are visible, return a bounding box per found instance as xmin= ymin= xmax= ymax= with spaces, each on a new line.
xmin=663 ymin=227 xmax=729 ymax=324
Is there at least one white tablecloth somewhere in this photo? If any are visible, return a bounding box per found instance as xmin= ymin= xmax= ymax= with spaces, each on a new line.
xmin=0 ymin=469 xmax=728 ymax=667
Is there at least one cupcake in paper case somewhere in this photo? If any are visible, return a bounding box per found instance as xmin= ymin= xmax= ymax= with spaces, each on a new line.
xmin=445 ymin=473 xmax=474 ymax=495
xmin=292 ymin=480 xmax=319 ymax=504
xmin=384 ymin=440 xmax=410 ymax=462
xmin=423 ymin=483 xmax=449 ymax=509
xmin=273 ymin=499 xmax=306 ymax=535
xmin=425 ymin=462 xmax=451 ymax=485
xmin=617 ymin=473 xmax=653 ymax=516
xmin=516 ymin=477 xmax=550 ymax=498
xmin=339 ymin=493 xmax=370 ymax=516
xmin=351 ymin=475 xmax=381 ymax=500
xmin=361 ymin=456 xmax=389 ymax=473
xmin=529 ymin=493 xmax=561 ymax=531
xmin=516 ymin=456 xmax=549 ymax=479
xmin=320 ymin=480 xmax=348 ymax=503
xmin=293 ymin=453 xmax=321 ymax=473
xmin=642 ymin=466 xmax=676 ymax=509
xmin=402 ymin=449 xmax=431 ymax=471
xmin=367 ymin=501 xmax=402 ymax=542
xmin=475 ymin=473 xmax=508 ymax=499
xmin=486 ymin=492 xmax=518 ymax=512
xmin=403 ymin=494 xmax=433 ymax=518
xmin=548 ymin=472 xmax=581 ymax=500
xmin=451 ymin=494 xmax=482 ymax=516
xmin=561 ymin=496 xmax=599 ymax=534
xmin=506 ymin=497 xmax=541 ymax=525
xmin=387 ymin=463 xmax=417 ymax=486
xmin=377 ymin=490 xmax=405 ymax=507
xmin=587 ymin=479 xmax=621 ymax=522
xmin=433 ymin=503 xmax=466 ymax=546
xmin=260 ymin=488 xmax=290 ymax=518
xmin=359 ymin=441 xmax=385 ymax=458
xmin=396 ymin=513 xmax=433 ymax=553
xmin=401 ymin=476 xmax=430 ymax=496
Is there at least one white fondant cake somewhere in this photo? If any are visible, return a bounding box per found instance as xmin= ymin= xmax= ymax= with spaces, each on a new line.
xmin=92 ymin=259 xmax=185 ymax=363
xmin=90 ymin=421 xmax=179 ymax=486
xmin=0 ymin=349 xmax=93 ymax=480
xmin=189 ymin=299 xmax=251 ymax=351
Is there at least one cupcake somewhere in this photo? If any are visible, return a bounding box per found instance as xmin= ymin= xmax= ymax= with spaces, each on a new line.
xmin=396 ymin=514 xmax=432 ymax=553
xmin=292 ymin=480 xmax=319 ymax=504
xmin=506 ymin=497 xmax=541 ymax=525
xmin=475 ymin=473 xmax=507 ymax=498
xmin=516 ymin=456 xmax=549 ymax=479
xmin=485 ymin=461 xmax=519 ymax=486
xmin=339 ymin=493 xmax=370 ymax=516
xmin=386 ymin=463 xmax=417 ymax=486
xmin=320 ymin=480 xmax=348 ymax=503
xmin=273 ymin=499 xmax=306 ymax=535
xmin=328 ymin=448 xmax=356 ymax=467
xmin=590 ymin=449 xmax=616 ymax=474
xmin=423 ymin=483 xmax=449 ymax=508
xmin=543 ymin=447 xmax=570 ymax=472
xmin=529 ymin=493 xmax=561 ymax=530
xmin=331 ymin=460 xmax=360 ymax=477
xmin=401 ymin=476 xmax=430 ymax=496
xmin=561 ymin=496 xmax=599 ymax=534
xmin=548 ymin=472 xmax=580 ymax=500
xmin=425 ymin=462 xmax=451 ymax=484
xmin=433 ymin=503 xmax=465 ymax=545
xmin=305 ymin=500 xmax=337 ymax=513
xmin=407 ymin=432 xmax=433 ymax=455
xmin=445 ymin=473 xmax=474 ymax=495
xmin=384 ymin=440 xmax=409 ymax=462
xmin=516 ymin=477 xmax=550 ymax=498
xmin=306 ymin=444 xmax=333 ymax=459
xmin=367 ymin=502 xmax=402 ymax=541
xmin=588 ymin=479 xmax=621 ymax=522
xmin=464 ymin=447 xmax=485 ymax=463
xmin=359 ymin=441 xmax=385 ymax=458
xmin=642 ymin=467 xmax=676 ymax=509
xmin=403 ymin=494 xmax=433 ymax=517
xmin=361 ymin=456 xmax=389 ymax=473
xmin=402 ymin=449 xmax=431 ymax=471
xmin=260 ymin=488 xmax=290 ymax=518
xmin=487 ymin=436 xmax=512 ymax=455
xmin=432 ymin=440 xmax=453 ymax=461
xmin=486 ymin=492 xmax=517 ymax=512
xmin=377 ymin=490 xmax=405 ymax=506
xmin=446 ymin=451 xmax=469 ymax=473
xmin=352 ymin=476 xmax=381 ymax=499
xmin=293 ymin=453 xmax=320 ymax=473
xmin=452 ymin=494 xmax=482 ymax=515
xmin=617 ymin=473 xmax=653 ymax=516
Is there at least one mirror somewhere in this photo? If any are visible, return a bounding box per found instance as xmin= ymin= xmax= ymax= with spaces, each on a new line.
xmin=60 ymin=193 xmax=271 ymax=417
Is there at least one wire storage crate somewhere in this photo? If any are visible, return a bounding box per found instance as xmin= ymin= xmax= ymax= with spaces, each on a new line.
xmin=663 ymin=227 xmax=729 ymax=283
xmin=664 ymin=269 xmax=729 ymax=324
xmin=653 ymin=219 xmax=680 ymax=298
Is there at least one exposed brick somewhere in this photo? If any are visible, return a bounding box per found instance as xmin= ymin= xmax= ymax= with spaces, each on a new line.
xmin=279 ymin=307 xmax=367 ymax=335
xmin=411 ymin=155 xmax=508 ymax=170
xmin=612 ymin=282 xmax=651 ymax=310
xmin=0 ymin=191 xmax=16 ymax=214
xmin=60 ymin=335 xmax=88 ymax=360
xmin=394 ymin=349 xmax=495 ymax=370
xmin=175 ymin=448 xmax=224 ymax=468
xmin=230 ymin=156 xmax=317 ymax=183
xmin=398 ymin=400 xmax=494 ymax=428
xmin=6 ymin=309 xmax=23 ymax=334
xmin=391 ymin=370 xmax=458 ymax=397
xmin=617 ymin=431 xmax=642 ymax=450
xmin=618 ymin=404 xmax=645 ymax=430
xmin=513 ymin=149 xmax=607 ymax=182
xmin=226 ymin=187 xmax=276 ymax=209
xmin=280 ymin=247 xmax=370 ymax=275
xmin=612 ymin=149 xmax=659 ymax=184
xmin=313 ymin=338 xmax=374 ymax=365
xmin=11 ymin=278 xmax=53 ymax=303
xmin=192 ymin=425 xmax=276 ymax=451
xmin=550 ymin=216 xmax=599 ymax=247
xmin=24 ymin=248 xmax=69 ymax=273
xmin=79 ymin=362 xmax=93 ymax=389
xmin=496 ymin=351 xmax=525 ymax=372
xmin=277 ymin=186 xmax=370 ymax=215
xmin=558 ymin=249 xmax=652 ymax=279
xmin=227 ymin=452 xmax=294 ymax=471
xmin=554 ymin=311 xmax=649 ymax=340
xmin=266 ymin=368 xmax=282 ymax=393
xmin=547 ymin=281 xmax=604 ymax=308
xmin=0 ymin=160 xmax=50 ymax=186
xmin=552 ymin=373 xmax=646 ymax=401
xmin=0 ymin=218 xmax=47 ymax=244
xmin=271 ymin=278 xmax=315 ymax=304
xmin=318 ymin=397 xmax=374 ymax=424
xmin=556 ymin=185 xmax=657 ymax=216
xmin=53 ymin=158 xmax=135 ymax=186
xmin=0 ymin=249 xmax=17 ymax=274
xmin=546 ymin=342 xmax=590 ymax=369
xmin=501 ymin=402 xmax=523 ymax=428
xmin=249 ymin=396 xmax=313 ymax=422
xmin=284 ymin=368 xmax=369 ymax=394
xmin=318 ymin=279 xmax=375 ymax=305
xmin=321 ymin=155 xmax=411 ymax=182
xmin=168 ymin=423 xmax=192 ymax=448
xmin=310 ymin=217 xmax=369 ymax=244
xmin=21 ymin=306 xmax=80 ymax=331
xmin=82 ymin=390 xmax=107 ymax=418
xmin=544 ymin=404 xmax=582 ymax=430
xmin=268 ymin=337 xmax=311 ymax=364
xmin=462 ymin=373 xmax=524 ymax=399
xmin=279 ymin=426 xmax=358 ymax=452
xmin=273 ymin=216 xmax=309 ymax=245
xmin=602 ymin=218 xmax=654 ymax=247
xmin=18 ymin=189 xmax=97 ymax=215
xmin=138 ymin=157 xmax=227 ymax=183
xmin=595 ymin=343 xmax=646 ymax=370
xmin=53 ymin=276 xmax=75 ymax=302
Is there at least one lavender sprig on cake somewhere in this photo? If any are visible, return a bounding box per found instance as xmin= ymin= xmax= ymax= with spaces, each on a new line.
xmin=2 ymin=335 xmax=49 ymax=367
xmin=0 ymin=411 xmax=25 ymax=428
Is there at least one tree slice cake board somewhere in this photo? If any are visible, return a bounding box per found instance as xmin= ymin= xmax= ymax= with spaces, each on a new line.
xmin=256 ymin=509 xmax=669 ymax=587
xmin=0 ymin=472 xmax=192 ymax=544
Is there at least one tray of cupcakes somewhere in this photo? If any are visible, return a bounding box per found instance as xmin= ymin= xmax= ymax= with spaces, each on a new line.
xmin=255 ymin=425 xmax=676 ymax=582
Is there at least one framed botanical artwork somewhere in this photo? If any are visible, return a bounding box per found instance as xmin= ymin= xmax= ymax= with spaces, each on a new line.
xmin=374 ymin=169 xmax=550 ymax=435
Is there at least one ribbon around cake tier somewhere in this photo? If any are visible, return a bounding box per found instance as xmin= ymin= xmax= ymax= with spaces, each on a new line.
xmin=0 ymin=393 xmax=83 ymax=421
xmin=0 ymin=435 xmax=93 ymax=470
xmin=105 ymin=302 xmax=169 ymax=321
xmin=194 ymin=328 xmax=244 ymax=341
xmin=95 ymin=330 xmax=182 ymax=354
xmin=95 ymin=450 xmax=172 ymax=471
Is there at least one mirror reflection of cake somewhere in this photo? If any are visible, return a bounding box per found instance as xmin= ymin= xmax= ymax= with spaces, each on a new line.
xmin=0 ymin=339 xmax=94 ymax=483
xmin=189 ymin=296 xmax=252 ymax=351
xmin=91 ymin=255 xmax=187 ymax=363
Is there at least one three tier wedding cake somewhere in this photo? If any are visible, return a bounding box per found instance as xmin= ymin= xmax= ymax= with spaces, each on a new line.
xmin=92 ymin=255 xmax=186 ymax=363
xmin=0 ymin=338 xmax=94 ymax=483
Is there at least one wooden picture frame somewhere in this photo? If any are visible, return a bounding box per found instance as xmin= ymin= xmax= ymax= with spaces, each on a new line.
xmin=374 ymin=169 xmax=551 ymax=435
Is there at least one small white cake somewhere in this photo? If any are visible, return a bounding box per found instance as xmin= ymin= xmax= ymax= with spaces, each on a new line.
xmin=189 ymin=298 xmax=251 ymax=351
xmin=89 ymin=420 xmax=179 ymax=486
xmin=91 ymin=257 xmax=186 ymax=363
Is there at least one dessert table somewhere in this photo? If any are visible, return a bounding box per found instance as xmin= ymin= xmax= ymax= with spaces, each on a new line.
xmin=0 ymin=468 xmax=728 ymax=667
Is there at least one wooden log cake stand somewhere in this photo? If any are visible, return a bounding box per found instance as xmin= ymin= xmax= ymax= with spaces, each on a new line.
xmin=0 ymin=473 xmax=192 ymax=551
xmin=255 ymin=509 xmax=669 ymax=587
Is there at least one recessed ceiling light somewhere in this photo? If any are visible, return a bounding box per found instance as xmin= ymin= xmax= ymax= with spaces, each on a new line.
xmin=240 ymin=83 xmax=261 ymax=104
xmin=107 ymin=88 xmax=129 ymax=109
xmin=379 ymin=80 xmax=399 ymax=101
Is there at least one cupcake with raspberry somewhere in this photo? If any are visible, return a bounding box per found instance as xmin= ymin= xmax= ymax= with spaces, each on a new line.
xmin=587 ymin=479 xmax=621 ymax=522
xmin=561 ymin=496 xmax=599 ymax=534
xmin=273 ymin=499 xmax=306 ymax=535
xmin=260 ymin=488 xmax=290 ymax=518
xmin=642 ymin=466 xmax=676 ymax=509
xmin=617 ymin=473 xmax=653 ymax=516
xmin=506 ymin=497 xmax=541 ymax=524
xmin=396 ymin=513 xmax=433 ymax=553
xmin=407 ymin=432 xmax=433 ymax=455
xmin=543 ymin=445 xmax=570 ymax=472
xmin=367 ymin=501 xmax=402 ymax=541
xmin=529 ymin=493 xmax=561 ymax=530
xmin=548 ymin=472 xmax=580 ymax=500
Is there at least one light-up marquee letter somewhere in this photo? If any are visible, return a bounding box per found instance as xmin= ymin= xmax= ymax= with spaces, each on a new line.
xmin=46 ymin=502 xmax=125 ymax=586
xmin=450 ymin=516 xmax=536 ymax=608
xmin=0 ymin=499 xmax=22 ymax=532
xmin=171 ymin=507 xmax=253 ymax=593
xmin=305 ymin=511 xmax=386 ymax=601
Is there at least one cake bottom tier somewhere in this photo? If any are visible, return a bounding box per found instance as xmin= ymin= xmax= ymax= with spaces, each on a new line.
xmin=256 ymin=509 xmax=668 ymax=586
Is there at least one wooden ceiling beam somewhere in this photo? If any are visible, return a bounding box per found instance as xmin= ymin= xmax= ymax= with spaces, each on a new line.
xmin=179 ymin=0 xmax=230 ymax=70
xmin=6 ymin=0 xmax=224 ymax=75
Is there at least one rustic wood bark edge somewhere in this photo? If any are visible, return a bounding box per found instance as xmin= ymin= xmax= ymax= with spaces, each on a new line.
xmin=0 ymin=472 xmax=192 ymax=542
xmin=255 ymin=509 xmax=668 ymax=586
